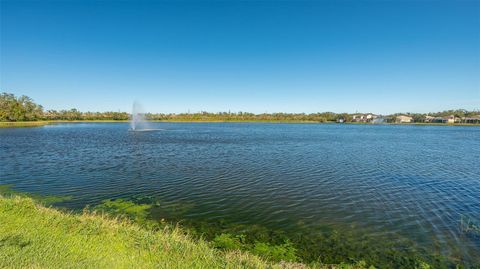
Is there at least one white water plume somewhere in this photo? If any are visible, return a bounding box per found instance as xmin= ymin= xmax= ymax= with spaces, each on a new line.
xmin=130 ymin=101 xmax=149 ymax=131
xmin=130 ymin=101 xmax=165 ymax=132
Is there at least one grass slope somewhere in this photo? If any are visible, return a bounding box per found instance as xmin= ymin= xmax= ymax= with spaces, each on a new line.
xmin=0 ymin=195 xmax=329 ymax=269
xmin=0 ymin=121 xmax=50 ymax=128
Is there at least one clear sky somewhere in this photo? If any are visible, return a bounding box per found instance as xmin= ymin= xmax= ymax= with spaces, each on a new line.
xmin=1 ymin=0 xmax=479 ymax=114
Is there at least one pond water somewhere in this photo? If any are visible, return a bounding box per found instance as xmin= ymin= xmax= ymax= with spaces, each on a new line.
xmin=1 ymin=123 xmax=479 ymax=266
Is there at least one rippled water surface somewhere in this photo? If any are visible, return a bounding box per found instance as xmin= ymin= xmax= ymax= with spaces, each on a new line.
xmin=1 ymin=123 xmax=479 ymax=265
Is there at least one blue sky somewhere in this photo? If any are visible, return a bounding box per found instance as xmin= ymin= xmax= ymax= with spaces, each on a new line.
xmin=1 ymin=0 xmax=479 ymax=114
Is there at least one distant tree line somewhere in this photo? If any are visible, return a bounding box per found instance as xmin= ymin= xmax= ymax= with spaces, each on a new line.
xmin=44 ymin=109 xmax=129 ymax=121
xmin=144 ymin=111 xmax=351 ymax=122
xmin=1 ymin=92 xmax=479 ymax=122
xmin=0 ymin=92 xmax=128 ymax=121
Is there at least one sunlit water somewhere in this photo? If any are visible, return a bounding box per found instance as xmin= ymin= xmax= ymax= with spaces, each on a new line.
xmin=1 ymin=123 xmax=479 ymax=265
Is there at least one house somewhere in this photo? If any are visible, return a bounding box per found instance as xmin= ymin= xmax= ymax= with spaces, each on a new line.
xmin=431 ymin=115 xmax=456 ymax=124
xmin=396 ymin=115 xmax=413 ymax=123
xmin=352 ymin=114 xmax=366 ymax=122
xmin=352 ymin=113 xmax=378 ymax=123
xmin=446 ymin=115 xmax=456 ymax=123
xmin=431 ymin=117 xmax=447 ymax=123
xmin=424 ymin=116 xmax=435 ymax=123
xmin=461 ymin=116 xmax=480 ymax=124
xmin=372 ymin=117 xmax=385 ymax=124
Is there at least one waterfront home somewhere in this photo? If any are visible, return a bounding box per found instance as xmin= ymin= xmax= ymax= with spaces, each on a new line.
xmin=372 ymin=117 xmax=385 ymax=123
xmin=352 ymin=114 xmax=365 ymax=122
xmin=446 ymin=115 xmax=455 ymax=123
xmin=424 ymin=115 xmax=435 ymax=123
xmin=461 ymin=116 xmax=480 ymax=124
xmin=431 ymin=117 xmax=447 ymax=123
xmin=396 ymin=115 xmax=413 ymax=123
xmin=352 ymin=113 xmax=378 ymax=122
xmin=430 ymin=115 xmax=457 ymax=123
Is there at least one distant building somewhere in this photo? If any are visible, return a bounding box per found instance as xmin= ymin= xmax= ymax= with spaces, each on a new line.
xmin=424 ymin=116 xmax=435 ymax=123
xmin=461 ymin=116 xmax=480 ymax=124
xmin=336 ymin=118 xmax=345 ymax=123
xmin=372 ymin=117 xmax=385 ymax=124
xmin=396 ymin=115 xmax=413 ymax=123
xmin=352 ymin=113 xmax=378 ymax=123
xmin=430 ymin=115 xmax=456 ymax=124
xmin=431 ymin=117 xmax=447 ymax=123
xmin=352 ymin=115 xmax=362 ymax=122
xmin=445 ymin=115 xmax=455 ymax=124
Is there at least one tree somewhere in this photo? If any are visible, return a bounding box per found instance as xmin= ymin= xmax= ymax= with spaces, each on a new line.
xmin=0 ymin=92 xmax=43 ymax=121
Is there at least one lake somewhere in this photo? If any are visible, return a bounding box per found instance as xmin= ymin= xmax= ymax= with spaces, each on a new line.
xmin=1 ymin=122 xmax=479 ymax=266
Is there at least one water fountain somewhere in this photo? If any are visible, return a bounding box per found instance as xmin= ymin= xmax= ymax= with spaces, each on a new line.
xmin=131 ymin=101 xmax=147 ymax=131
xmin=130 ymin=101 xmax=163 ymax=131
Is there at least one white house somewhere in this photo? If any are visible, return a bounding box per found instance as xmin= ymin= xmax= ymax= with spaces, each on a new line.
xmin=352 ymin=113 xmax=378 ymax=122
xmin=396 ymin=115 xmax=413 ymax=123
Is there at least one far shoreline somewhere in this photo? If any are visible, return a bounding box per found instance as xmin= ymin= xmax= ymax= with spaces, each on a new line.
xmin=2 ymin=120 xmax=480 ymax=128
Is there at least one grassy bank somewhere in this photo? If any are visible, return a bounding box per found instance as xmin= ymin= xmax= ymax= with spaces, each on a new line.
xmin=0 ymin=121 xmax=50 ymax=128
xmin=1 ymin=195 xmax=378 ymax=269
xmin=0 ymin=195 xmax=296 ymax=268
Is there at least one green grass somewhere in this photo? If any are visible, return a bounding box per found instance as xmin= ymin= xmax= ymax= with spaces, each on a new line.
xmin=0 ymin=195 xmax=292 ymax=268
xmin=0 ymin=121 xmax=50 ymax=128
xmin=1 ymin=195 xmax=378 ymax=269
